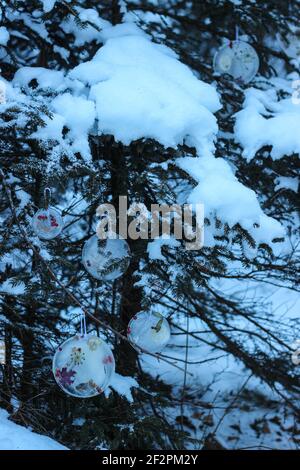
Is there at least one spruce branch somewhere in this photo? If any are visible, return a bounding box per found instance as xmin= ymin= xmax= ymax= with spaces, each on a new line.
xmin=0 ymin=170 xmax=193 ymax=377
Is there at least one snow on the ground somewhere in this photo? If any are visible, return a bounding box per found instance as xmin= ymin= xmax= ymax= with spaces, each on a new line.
xmin=141 ymin=314 xmax=299 ymax=449
xmin=0 ymin=409 xmax=67 ymax=450
xmin=139 ymin=273 xmax=300 ymax=449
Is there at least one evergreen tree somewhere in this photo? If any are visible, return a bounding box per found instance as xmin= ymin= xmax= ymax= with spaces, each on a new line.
xmin=0 ymin=0 xmax=299 ymax=449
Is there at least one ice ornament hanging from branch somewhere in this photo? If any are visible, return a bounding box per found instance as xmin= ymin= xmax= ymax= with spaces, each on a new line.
xmin=32 ymin=188 xmax=64 ymax=240
xmin=52 ymin=334 xmax=115 ymax=398
xmin=214 ymin=40 xmax=259 ymax=84
xmin=82 ymin=235 xmax=131 ymax=281
xmin=127 ymin=312 xmax=171 ymax=354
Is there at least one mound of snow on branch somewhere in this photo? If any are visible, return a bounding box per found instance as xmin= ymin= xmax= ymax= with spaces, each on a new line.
xmin=177 ymin=155 xmax=285 ymax=248
xmin=70 ymin=23 xmax=220 ymax=154
xmin=0 ymin=26 xmax=9 ymax=46
xmin=10 ymin=20 xmax=285 ymax=247
xmin=108 ymin=373 xmax=138 ymax=402
xmin=235 ymin=87 xmax=300 ymax=160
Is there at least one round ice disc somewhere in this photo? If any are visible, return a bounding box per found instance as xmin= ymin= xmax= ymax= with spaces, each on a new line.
xmin=52 ymin=334 xmax=115 ymax=398
xmin=127 ymin=312 xmax=171 ymax=354
xmin=82 ymin=235 xmax=130 ymax=281
xmin=32 ymin=206 xmax=64 ymax=240
xmin=214 ymin=40 xmax=259 ymax=84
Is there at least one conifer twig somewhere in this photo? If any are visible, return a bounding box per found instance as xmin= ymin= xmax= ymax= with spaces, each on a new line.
xmin=0 ymin=170 xmax=193 ymax=377
xmin=60 ymin=1 xmax=102 ymax=33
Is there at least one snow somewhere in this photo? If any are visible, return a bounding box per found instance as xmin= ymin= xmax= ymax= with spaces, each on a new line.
xmin=53 ymin=45 xmax=70 ymax=61
xmin=8 ymin=21 xmax=286 ymax=247
xmin=0 ymin=249 xmax=30 ymax=272
xmin=13 ymin=67 xmax=66 ymax=91
xmin=70 ymin=26 xmax=220 ymax=152
xmin=41 ymin=0 xmax=57 ymax=13
xmin=15 ymin=12 xmax=49 ymax=41
xmin=61 ymin=8 xmax=110 ymax=46
xmin=108 ymin=373 xmax=138 ymax=403
xmin=0 ymin=80 xmax=5 ymax=104
xmin=15 ymin=187 xmax=31 ymax=212
xmin=177 ymin=155 xmax=285 ymax=249
xmin=147 ymin=237 xmax=181 ymax=260
xmin=0 ymin=279 xmax=26 ymax=296
xmin=275 ymin=176 xmax=298 ymax=192
xmin=51 ymin=93 xmax=96 ymax=157
xmin=1 ymin=5 xmax=299 ymax=452
xmin=99 ymin=22 xmax=149 ymax=42
xmin=140 ymin=282 xmax=300 ymax=449
xmin=67 ymin=24 xmax=284 ymax=248
xmin=0 ymin=26 xmax=9 ymax=46
xmin=235 ymin=87 xmax=300 ymax=160
xmin=0 ymin=409 xmax=67 ymax=450
xmin=32 ymin=93 xmax=95 ymax=162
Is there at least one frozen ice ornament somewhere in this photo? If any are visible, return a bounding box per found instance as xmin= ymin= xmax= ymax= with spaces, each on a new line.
xmin=32 ymin=206 xmax=63 ymax=240
xmin=53 ymin=334 xmax=115 ymax=398
xmin=127 ymin=312 xmax=171 ymax=354
xmin=82 ymin=235 xmax=130 ymax=281
xmin=213 ymin=40 xmax=259 ymax=84
xmin=32 ymin=188 xmax=63 ymax=240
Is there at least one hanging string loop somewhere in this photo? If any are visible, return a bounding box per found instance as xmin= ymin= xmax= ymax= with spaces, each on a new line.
xmin=80 ymin=311 xmax=87 ymax=337
xmin=44 ymin=187 xmax=52 ymax=210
